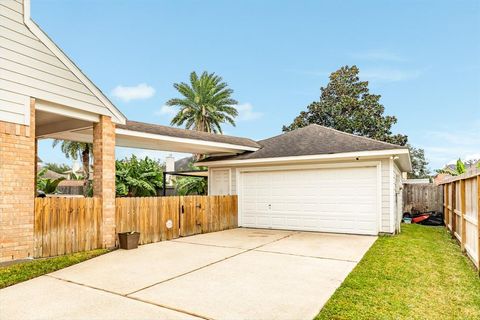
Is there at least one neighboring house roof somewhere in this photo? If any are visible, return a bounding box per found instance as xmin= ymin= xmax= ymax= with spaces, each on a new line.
xmin=58 ymin=180 xmax=84 ymax=187
xmin=200 ymin=124 xmax=407 ymax=162
xmin=117 ymin=121 xmax=261 ymax=149
xmin=37 ymin=166 xmax=67 ymax=180
xmin=175 ymin=156 xmax=195 ymax=171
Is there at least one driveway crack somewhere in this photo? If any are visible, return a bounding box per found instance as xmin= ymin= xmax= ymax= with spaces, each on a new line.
xmin=126 ymin=231 xmax=299 ymax=296
xmin=45 ymin=274 xmax=212 ymax=320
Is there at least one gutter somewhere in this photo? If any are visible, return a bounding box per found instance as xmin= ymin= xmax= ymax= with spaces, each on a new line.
xmin=197 ymin=148 xmax=411 ymax=171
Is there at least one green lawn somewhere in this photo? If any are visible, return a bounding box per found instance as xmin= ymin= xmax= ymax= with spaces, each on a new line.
xmin=316 ymin=224 xmax=480 ymax=320
xmin=0 ymin=249 xmax=108 ymax=289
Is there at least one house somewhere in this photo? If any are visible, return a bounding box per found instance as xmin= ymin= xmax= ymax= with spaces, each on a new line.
xmin=199 ymin=125 xmax=411 ymax=235
xmin=0 ymin=0 xmax=410 ymax=262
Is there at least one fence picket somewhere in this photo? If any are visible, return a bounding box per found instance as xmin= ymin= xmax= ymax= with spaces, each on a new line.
xmin=34 ymin=195 xmax=238 ymax=258
xmin=440 ymin=169 xmax=480 ymax=272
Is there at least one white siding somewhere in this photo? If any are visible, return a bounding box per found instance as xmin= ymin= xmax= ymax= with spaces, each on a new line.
xmin=0 ymin=0 xmax=114 ymax=125
xmin=379 ymin=158 xmax=391 ymax=232
xmin=0 ymin=88 xmax=28 ymax=124
xmin=209 ymin=169 xmax=231 ymax=195
xmin=393 ymin=162 xmax=403 ymax=233
xmin=230 ymin=168 xmax=237 ymax=194
xmin=209 ymin=157 xmax=396 ymax=234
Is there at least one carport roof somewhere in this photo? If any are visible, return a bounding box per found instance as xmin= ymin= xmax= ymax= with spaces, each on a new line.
xmin=117 ymin=121 xmax=261 ymax=149
xmin=199 ymin=124 xmax=409 ymax=163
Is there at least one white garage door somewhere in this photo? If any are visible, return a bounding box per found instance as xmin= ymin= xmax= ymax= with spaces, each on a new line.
xmin=240 ymin=166 xmax=378 ymax=235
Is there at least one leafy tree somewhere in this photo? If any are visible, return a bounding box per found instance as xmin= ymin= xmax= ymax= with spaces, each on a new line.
xmin=52 ymin=140 xmax=92 ymax=196
xmin=115 ymin=155 xmax=163 ymax=197
xmin=43 ymin=162 xmax=71 ymax=174
xmin=36 ymin=168 xmax=65 ymax=194
xmin=407 ymin=144 xmax=431 ymax=179
xmin=283 ymin=65 xmax=408 ymax=145
xmin=174 ymin=163 xmax=208 ymax=196
xmin=175 ymin=176 xmax=208 ymax=196
xmin=436 ymin=159 xmax=466 ymax=176
xmin=167 ymin=71 xmax=238 ymax=134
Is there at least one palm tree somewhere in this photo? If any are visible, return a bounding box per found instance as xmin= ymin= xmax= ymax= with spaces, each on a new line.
xmin=167 ymin=71 xmax=238 ymax=134
xmin=52 ymin=140 xmax=92 ymax=196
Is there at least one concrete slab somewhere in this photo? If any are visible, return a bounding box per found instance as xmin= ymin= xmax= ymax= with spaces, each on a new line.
xmin=173 ymin=227 xmax=296 ymax=249
xmin=130 ymin=250 xmax=357 ymax=320
xmin=0 ymin=276 xmax=201 ymax=320
xmin=51 ymin=240 xmax=243 ymax=295
xmin=257 ymin=231 xmax=377 ymax=262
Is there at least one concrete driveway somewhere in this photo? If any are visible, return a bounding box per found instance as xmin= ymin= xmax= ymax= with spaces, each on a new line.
xmin=0 ymin=228 xmax=376 ymax=320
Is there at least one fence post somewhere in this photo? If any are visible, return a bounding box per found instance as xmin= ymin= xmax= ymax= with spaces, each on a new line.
xmin=460 ymin=179 xmax=466 ymax=252
xmin=451 ymin=182 xmax=456 ymax=238
xmin=443 ymin=184 xmax=447 ymax=225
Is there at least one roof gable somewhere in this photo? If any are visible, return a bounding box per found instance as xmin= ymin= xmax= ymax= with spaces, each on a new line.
xmin=19 ymin=0 xmax=126 ymax=124
xmin=201 ymin=124 xmax=407 ymax=161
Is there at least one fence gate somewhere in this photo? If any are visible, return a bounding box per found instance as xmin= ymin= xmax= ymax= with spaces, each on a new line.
xmin=179 ymin=196 xmax=204 ymax=237
xmin=179 ymin=195 xmax=238 ymax=237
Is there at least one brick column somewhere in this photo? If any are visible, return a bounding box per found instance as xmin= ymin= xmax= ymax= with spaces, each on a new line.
xmin=0 ymin=98 xmax=36 ymax=262
xmin=93 ymin=115 xmax=116 ymax=248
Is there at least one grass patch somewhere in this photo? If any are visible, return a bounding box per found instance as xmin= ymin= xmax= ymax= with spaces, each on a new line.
xmin=0 ymin=249 xmax=109 ymax=289
xmin=316 ymin=224 xmax=480 ymax=320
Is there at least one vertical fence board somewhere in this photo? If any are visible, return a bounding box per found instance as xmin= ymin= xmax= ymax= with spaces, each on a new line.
xmin=440 ymin=170 xmax=480 ymax=272
xmin=460 ymin=179 xmax=466 ymax=252
xmin=34 ymin=197 xmax=102 ymax=258
xmin=34 ymin=195 xmax=238 ymax=258
xmin=477 ymin=175 xmax=480 ymax=274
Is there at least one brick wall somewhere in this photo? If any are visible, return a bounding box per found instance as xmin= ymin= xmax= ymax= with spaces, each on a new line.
xmin=0 ymin=98 xmax=35 ymax=262
xmin=93 ymin=115 xmax=116 ymax=248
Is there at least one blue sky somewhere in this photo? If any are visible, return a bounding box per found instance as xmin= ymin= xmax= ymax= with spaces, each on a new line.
xmin=34 ymin=0 xmax=480 ymax=170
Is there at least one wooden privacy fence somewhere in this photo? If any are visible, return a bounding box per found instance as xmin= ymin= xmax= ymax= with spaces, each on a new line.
xmin=440 ymin=168 xmax=480 ymax=272
xmin=34 ymin=197 xmax=102 ymax=258
xmin=402 ymin=183 xmax=443 ymax=213
xmin=115 ymin=195 xmax=238 ymax=245
xmin=34 ymin=195 xmax=238 ymax=258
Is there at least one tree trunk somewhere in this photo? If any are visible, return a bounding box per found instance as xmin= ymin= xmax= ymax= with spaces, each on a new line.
xmin=81 ymin=146 xmax=90 ymax=197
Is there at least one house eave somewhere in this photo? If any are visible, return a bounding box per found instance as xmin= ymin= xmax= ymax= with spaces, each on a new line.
xmin=197 ymin=148 xmax=412 ymax=171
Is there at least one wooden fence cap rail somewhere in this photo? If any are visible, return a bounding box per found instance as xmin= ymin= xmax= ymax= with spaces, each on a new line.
xmin=437 ymin=167 xmax=480 ymax=184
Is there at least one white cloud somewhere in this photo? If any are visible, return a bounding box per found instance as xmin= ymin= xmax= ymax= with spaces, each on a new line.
xmin=360 ymin=68 xmax=423 ymax=82
xmin=420 ymin=123 xmax=480 ymax=169
xmin=111 ymin=83 xmax=155 ymax=102
xmin=236 ymin=103 xmax=263 ymax=121
xmin=351 ymin=50 xmax=406 ymax=62
xmin=155 ymin=105 xmax=177 ymax=117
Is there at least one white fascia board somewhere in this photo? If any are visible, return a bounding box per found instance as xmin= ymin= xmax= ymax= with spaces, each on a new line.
xmin=35 ymin=100 xmax=100 ymax=122
xmin=197 ymin=148 xmax=410 ymax=167
xmin=115 ymin=128 xmax=260 ymax=152
xmin=23 ymin=0 xmax=127 ymax=125
xmin=392 ymin=149 xmax=412 ymax=173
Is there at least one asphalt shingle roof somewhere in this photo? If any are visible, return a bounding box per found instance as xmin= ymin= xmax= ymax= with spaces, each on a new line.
xmin=200 ymin=124 xmax=407 ymax=162
xmin=117 ymin=121 xmax=261 ymax=149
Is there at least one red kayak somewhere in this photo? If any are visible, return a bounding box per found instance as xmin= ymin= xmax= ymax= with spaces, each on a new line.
xmin=412 ymin=214 xmax=430 ymax=224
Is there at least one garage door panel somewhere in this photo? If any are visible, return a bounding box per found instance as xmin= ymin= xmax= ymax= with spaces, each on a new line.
xmin=240 ymin=166 xmax=378 ymax=235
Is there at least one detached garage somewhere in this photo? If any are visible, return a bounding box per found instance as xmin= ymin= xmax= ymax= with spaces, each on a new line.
xmin=199 ymin=125 xmax=411 ymax=235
